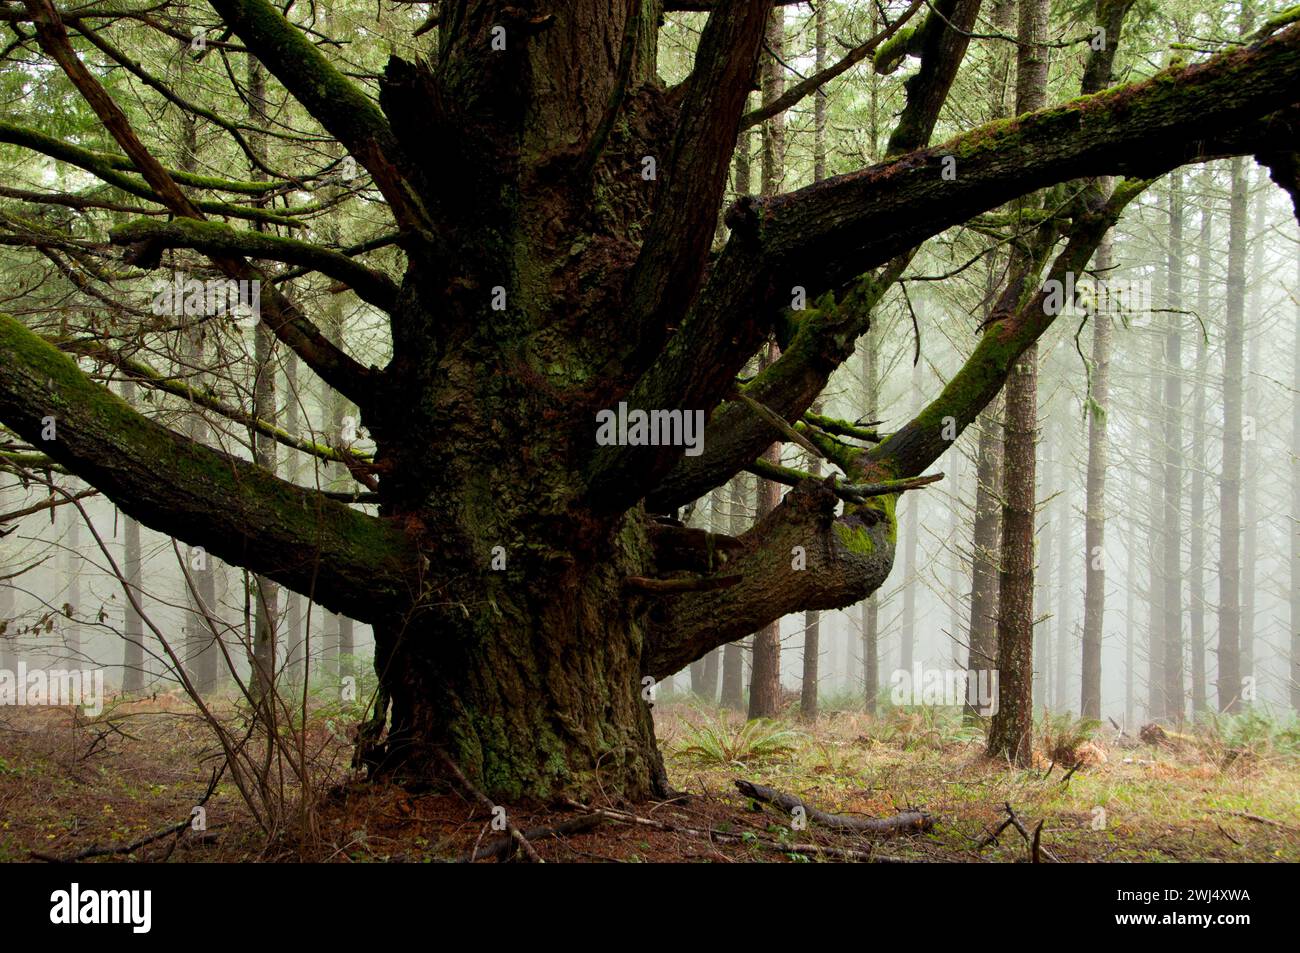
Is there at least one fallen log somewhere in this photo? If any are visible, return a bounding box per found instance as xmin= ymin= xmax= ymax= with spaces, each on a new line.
xmin=734 ymin=780 xmax=934 ymax=835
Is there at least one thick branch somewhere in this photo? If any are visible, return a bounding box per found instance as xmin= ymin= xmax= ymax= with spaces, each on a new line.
xmin=0 ymin=313 xmax=416 ymax=623
xmin=616 ymin=0 xmax=771 ymax=378
xmin=603 ymin=24 xmax=1300 ymax=513
xmin=642 ymin=479 xmax=895 ymax=679
xmin=756 ymin=25 xmax=1300 ymax=303
xmin=884 ymin=0 xmax=983 ymax=156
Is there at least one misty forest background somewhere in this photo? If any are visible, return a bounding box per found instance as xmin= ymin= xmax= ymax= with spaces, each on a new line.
xmin=1 ymin=0 xmax=1297 ymax=739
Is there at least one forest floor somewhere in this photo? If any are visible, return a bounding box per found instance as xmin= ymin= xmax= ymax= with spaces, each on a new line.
xmin=1 ymin=695 xmax=1298 ymax=863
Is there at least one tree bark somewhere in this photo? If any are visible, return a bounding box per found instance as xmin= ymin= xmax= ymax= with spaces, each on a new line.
xmin=1054 ymin=422 xmax=1072 ymax=710
xmin=720 ymin=474 xmax=749 ymax=710
xmin=1189 ymin=166 xmax=1213 ymax=716
xmin=1241 ymin=174 xmax=1266 ymax=688
xmin=748 ymin=11 xmax=787 ymax=721
xmin=1080 ymin=227 xmax=1112 ymax=719
xmin=1145 ymin=323 xmax=1165 ymax=721
xmin=1292 ymin=243 xmax=1300 ymax=712
xmin=1162 ymin=169 xmax=1185 ymax=722
xmin=121 ymin=380 xmax=145 ymax=693
xmin=1219 ymin=155 xmax=1248 ymax=713
xmin=987 ymin=0 xmax=1048 ymax=767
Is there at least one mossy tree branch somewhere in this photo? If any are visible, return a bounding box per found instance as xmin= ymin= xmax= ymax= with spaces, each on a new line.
xmin=603 ymin=24 xmax=1300 ymax=515
xmin=642 ymin=478 xmax=896 ymax=679
xmin=206 ymin=0 xmax=431 ymax=235
xmin=867 ymin=181 xmax=1147 ymax=481
xmin=0 ymin=313 xmax=417 ymax=622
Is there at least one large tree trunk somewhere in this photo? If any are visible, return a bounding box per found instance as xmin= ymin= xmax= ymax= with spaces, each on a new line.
xmin=372 ymin=557 xmax=668 ymax=801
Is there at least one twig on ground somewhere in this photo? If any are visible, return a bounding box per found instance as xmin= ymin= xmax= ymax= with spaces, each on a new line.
xmin=432 ymin=747 xmax=543 ymax=862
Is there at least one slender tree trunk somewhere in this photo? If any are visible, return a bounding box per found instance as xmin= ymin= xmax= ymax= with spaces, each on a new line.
xmin=63 ymin=503 xmax=81 ymax=667
xmin=861 ymin=321 xmax=881 ymax=715
xmin=1163 ymin=170 xmax=1185 ymax=723
xmin=800 ymin=11 xmax=828 ymax=721
xmin=987 ymin=0 xmax=1047 ymax=766
xmin=1125 ymin=516 xmax=1136 ymax=729
xmin=175 ymin=96 xmax=220 ymax=696
xmin=1145 ymin=324 xmax=1165 ymax=721
xmin=900 ymin=359 xmax=922 ymax=676
xmin=1241 ymin=177 xmax=1266 ymax=690
xmin=690 ymin=488 xmax=726 ymax=703
xmin=748 ymin=10 xmax=786 ymax=721
xmin=1054 ymin=427 xmax=1072 ymax=710
xmin=1081 ymin=226 xmax=1112 ymax=719
xmin=800 ymin=412 xmax=822 ymax=719
xmin=282 ymin=354 xmax=307 ymax=685
xmin=720 ymin=474 xmax=748 ymax=709
xmin=248 ymin=55 xmax=278 ymax=698
xmin=1219 ymin=155 xmax=1248 ymax=713
xmin=749 ymin=347 xmax=783 ymax=720
xmin=1291 ymin=244 xmax=1300 ymax=712
xmin=1189 ymin=168 xmax=1213 ymax=716
xmin=966 ymin=395 xmax=1003 ymax=721
xmin=0 ymin=571 xmax=13 ymax=675
xmin=121 ymin=380 xmax=145 ymax=692
xmin=1037 ymin=430 xmax=1053 ymax=708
